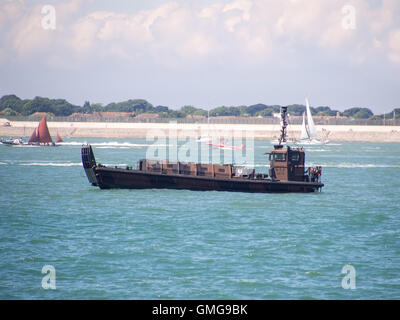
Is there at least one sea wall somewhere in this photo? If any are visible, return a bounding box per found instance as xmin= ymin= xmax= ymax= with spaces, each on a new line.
xmin=1 ymin=121 xmax=400 ymax=142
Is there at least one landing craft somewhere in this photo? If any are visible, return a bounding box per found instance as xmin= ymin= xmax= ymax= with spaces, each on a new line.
xmin=81 ymin=107 xmax=323 ymax=193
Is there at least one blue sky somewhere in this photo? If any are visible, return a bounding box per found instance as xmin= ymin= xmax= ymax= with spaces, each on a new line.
xmin=0 ymin=0 xmax=399 ymax=113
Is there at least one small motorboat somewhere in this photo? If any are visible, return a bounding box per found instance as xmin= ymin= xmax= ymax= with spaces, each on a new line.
xmin=0 ymin=138 xmax=25 ymax=145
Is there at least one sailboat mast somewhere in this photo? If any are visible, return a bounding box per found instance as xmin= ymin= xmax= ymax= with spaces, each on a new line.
xmin=305 ymin=98 xmax=317 ymax=138
xmin=300 ymin=112 xmax=310 ymax=140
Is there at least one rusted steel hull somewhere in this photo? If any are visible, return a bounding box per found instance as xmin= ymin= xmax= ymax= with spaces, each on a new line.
xmin=89 ymin=167 xmax=323 ymax=193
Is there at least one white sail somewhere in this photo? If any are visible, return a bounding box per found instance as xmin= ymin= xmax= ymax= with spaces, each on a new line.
xmin=305 ymin=98 xmax=317 ymax=138
xmin=300 ymin=112 xmax=309 ymax=140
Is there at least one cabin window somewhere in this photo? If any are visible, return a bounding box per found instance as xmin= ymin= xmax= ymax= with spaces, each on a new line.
xmin=290 ymin=152 xmax=300 ymax=163
xmin=218 ymin=169 xmax=225 ymax=173
xmin=270 ymin=153 xmax=286 ymax=161
xmin=167 ymin=164 xmax=174 ymax=168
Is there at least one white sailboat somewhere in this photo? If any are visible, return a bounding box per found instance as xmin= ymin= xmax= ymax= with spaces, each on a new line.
xmin=297 ymin=98 xmax=328 ymax=145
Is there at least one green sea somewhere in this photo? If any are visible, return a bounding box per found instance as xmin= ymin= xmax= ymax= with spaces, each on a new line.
xmin=0 ymin=139 xmax=399 ymax=299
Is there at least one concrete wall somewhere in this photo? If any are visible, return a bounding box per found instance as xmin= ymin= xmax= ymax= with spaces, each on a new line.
xmin=1 ymin=121 xmax=400 ymax=142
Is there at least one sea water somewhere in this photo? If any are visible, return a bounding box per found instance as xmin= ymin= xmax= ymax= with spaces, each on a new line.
xmin=0 ymin=139 xmax=399 ymax=299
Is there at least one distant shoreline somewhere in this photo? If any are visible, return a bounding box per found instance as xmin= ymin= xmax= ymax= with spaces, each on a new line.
xmin=1 ymin=121 xmax=400 ymax=142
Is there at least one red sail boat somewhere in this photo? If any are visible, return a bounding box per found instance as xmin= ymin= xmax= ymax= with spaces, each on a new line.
xmin=28 ymin=128 xmax=38 ymax=144
xmin=56 ymin=132 xmax=63 ymax=143
xmin=28 ymin=116 xmax=56 ymax=146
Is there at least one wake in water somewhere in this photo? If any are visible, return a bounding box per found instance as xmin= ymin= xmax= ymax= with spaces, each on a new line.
xmin=306 ymin=163 xmax=400 ymax=168
xmin=4 ymin=144 xmax=40 ymax=148
xmin=96 ymin=146 xmax=130 ymax=149
xmin=0 ymin=160 xmax=82 ymax=167
xmin=233 ymin=163 xmax=400 ymax=168
xmin=59 ymin=141 xmax=169 ymax=148
xmin=19 ymin=162 xmax=82 ymax=167
xmin=9 ymin=162 xmax=394 ymax=168
xmin=305 ymin=149 xmax=327 ymax=152
xmin=0 ymin=161 xmax=130 ymax=167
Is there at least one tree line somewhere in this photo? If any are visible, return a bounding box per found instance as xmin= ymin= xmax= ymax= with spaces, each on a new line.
xmin=0 ymin=94 xmax=398 ymax=120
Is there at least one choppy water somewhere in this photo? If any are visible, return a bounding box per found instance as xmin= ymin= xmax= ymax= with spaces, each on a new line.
xmin=0 ymin=139 xmax=399 ymax=299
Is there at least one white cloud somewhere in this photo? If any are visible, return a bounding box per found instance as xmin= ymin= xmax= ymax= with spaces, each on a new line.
xmin=1 ymin=0 xmax=400 ymax=66
xmin=388 ymin=29 xmax=400 ymax=63
xmin=222 ymin=0 xmax=253 ymax=31
xmin=11 ymin=3 xmax=54 ymax=57
xmin=198 ymin=3 xmax=224 ymax=20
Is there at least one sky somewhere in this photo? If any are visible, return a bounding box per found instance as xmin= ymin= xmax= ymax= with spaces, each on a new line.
xmin=0 ymin=0 xmax=399 ymax=113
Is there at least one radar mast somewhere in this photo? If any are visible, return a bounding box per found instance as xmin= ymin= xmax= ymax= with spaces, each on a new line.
xmin=278 ymin=106 xmax=288 ymax=146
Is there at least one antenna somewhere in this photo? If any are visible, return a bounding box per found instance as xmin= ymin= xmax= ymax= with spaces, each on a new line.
xmin=278 ymin=106 xmax=288 ymax=145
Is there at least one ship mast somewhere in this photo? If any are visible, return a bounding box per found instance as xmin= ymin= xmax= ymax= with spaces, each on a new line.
xmin=278 ymin=106 xmax=288 ymax=145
